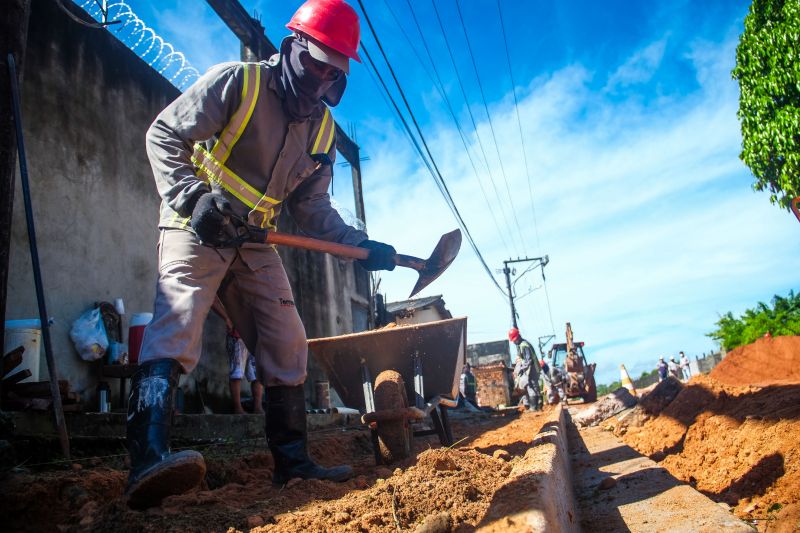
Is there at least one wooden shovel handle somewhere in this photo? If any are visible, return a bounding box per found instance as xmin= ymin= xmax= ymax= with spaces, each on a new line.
xmin=266 ymin=232 xmax=369 ymax=260
xmin=265 ymin=232 xmax=426 ymax=272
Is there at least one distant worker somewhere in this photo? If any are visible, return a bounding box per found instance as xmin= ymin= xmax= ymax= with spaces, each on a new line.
xmin=124 ymin=0 xmax=396 ymax=508
xmin=657 ymin=357 xmax=668 ymax=382
xmin=679 ymin=351 xmax=692 ymax=381
xmin=540 ymin=358 xmax=560 ymax=405
xmin=509 ymin=328 xmax=543 ymax=411
xmin=668 ymin=357 xmax=682 ymax=380
xmin=459 ymin=363 xmax=478 ymax=408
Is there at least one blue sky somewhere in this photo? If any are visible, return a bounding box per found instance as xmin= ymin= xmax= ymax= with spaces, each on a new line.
xmin=80 ymin=0 xmax=799 ymax=385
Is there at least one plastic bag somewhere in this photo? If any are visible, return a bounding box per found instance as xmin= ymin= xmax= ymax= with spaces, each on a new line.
xmin=70 ymin=308 xmax=109 ymax=362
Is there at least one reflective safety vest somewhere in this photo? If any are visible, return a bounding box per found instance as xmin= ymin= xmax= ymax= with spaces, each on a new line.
xmin=183 ymin=63 xmax=337 ymax=230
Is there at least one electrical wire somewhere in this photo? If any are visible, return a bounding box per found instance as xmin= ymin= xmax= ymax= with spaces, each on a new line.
xmin=453 ymin=0 xmax=527 ymax=255
xmin=429 ymin=0 xmax=523 ymax=258
xmin=394 ymin=0 xmax=514 ymax=256
xmin=360 ymin=41 xmax=504 ymax=298
xmin=496 ymin=0 xmax=543 ymax=253
xmin=355 ymin=3 xmax=506 ymax=297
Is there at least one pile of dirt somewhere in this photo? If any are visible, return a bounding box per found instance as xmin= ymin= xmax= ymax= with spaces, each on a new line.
xmin=710 ymin=335 xmax=800 ymax=386
xmin=255 ymin=447 xmax=512 ymax=532
xmin=618 ymin=374 xmax=800 ymax=531
xmin=0 ymin=411 xmax=549 ymax=532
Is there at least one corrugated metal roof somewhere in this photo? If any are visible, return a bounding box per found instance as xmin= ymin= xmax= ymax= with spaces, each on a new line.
xmin=385 ymin=295 xmax=444 ymax=313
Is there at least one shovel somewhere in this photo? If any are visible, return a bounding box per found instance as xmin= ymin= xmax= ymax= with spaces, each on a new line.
xmin=265 ymin=229 xmax=462 ymax=297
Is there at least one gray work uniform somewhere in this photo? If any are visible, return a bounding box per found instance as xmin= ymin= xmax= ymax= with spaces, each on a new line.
xmin=139 ymin=60 xmax=367 ymax=385
xmin=514 ymin=340 xmax=542 ymax=408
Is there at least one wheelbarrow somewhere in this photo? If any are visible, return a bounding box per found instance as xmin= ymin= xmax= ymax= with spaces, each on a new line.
xmin=308 ymin=317 xmax=467 ymax=464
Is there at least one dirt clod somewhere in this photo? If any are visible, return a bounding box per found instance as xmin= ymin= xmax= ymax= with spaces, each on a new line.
xmin=246 ymin=514 xmax=265 ymax=527
xmin=492 ymin=449 xmax=511 ymax=462
xmin=598 ymin=477 xmax=617 ymax=490
xmin=414 ymin=511 xmax=452 ymax=533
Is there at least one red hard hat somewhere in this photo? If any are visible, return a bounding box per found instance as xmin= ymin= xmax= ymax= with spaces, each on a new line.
xmin=287 ymin=0 xmax=362 ymax=63
xmin=508 ymin=327 xmax=520 ymax=343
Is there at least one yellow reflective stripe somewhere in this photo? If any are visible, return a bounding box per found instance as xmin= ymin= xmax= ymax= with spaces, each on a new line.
xmin=321 ymin=111 xmax=335 ymax=154
xmin=169 ymin=211 xmax=190 ymax=228
xmin=211 ymin=64 xmax=261 ymax=165
xmin=192 ymin=145 xmax=262 ymax=209
xmin=311 ymin=108 xmax=331 ymax=154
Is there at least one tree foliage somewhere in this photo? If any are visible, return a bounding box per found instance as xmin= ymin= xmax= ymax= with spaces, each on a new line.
xmin=732 ymin=0 xmax=800 ymax=209
xmin=707 ymin=290 xmax=800 ymax=350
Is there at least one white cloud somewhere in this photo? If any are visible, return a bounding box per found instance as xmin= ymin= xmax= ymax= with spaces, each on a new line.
xmin=352 ymin=33 xmax=800 ymax=386
xmin=605 ymin=38 xmax=669 ymax=91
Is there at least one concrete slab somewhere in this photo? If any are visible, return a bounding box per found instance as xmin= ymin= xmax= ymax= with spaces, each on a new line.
xmin=568 ymin=412 xmax=753 ymax=532
xmin=477 ymin=405 xmax=580 ymax=532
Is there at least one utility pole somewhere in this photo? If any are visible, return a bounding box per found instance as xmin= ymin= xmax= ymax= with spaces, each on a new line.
xmin=501 ymin=255 xmax=549 ymax=329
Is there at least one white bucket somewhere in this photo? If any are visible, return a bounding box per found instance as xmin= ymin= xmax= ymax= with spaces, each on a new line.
xmin=4 ymin=320 xmax=42 ymax=383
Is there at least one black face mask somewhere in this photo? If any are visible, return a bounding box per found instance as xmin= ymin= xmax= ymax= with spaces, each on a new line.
xmin=275 ymin=36 xmax=347 ymax=120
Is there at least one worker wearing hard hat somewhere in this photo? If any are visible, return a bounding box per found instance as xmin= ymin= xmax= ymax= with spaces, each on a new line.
xmin=125 ymin=0 xmax=393 ymax=508
xmin=509 ymin=327 xmax=543 ymax=411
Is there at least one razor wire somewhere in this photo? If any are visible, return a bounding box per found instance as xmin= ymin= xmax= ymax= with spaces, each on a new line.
xmin=76 ymin=0 xmax=200 ymax=90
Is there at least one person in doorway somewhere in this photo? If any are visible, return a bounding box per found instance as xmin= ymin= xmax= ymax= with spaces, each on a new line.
xmin=679 ymin=351 xmax=692 ymax=381
xmin=124 ymin=0 xmax=395 ymax=508
xmin=509 ymin=327 xmax=543 ymax=411
xmin=657 ymin=357 xmax=668 ymax=382
xmin=459 ymin=362 xmax=478 ymax=408
xmin=227 ymin=328 xmax=264 ymax=414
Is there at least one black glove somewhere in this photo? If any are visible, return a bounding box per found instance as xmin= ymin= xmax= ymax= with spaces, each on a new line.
xmin=357 ymin=240 xmax=396 ymax=271
xmin=190 ymin=192 xmax=236 ymax=247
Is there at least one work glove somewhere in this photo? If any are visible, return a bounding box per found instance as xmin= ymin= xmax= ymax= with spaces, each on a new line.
xmin=190 ymin=192 xmax=236 ymax=247
xmin=357 ymin=240 xmax=396 ymax=271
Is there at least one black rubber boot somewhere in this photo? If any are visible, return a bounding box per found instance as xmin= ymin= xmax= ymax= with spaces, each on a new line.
xmin=266 ymin=385 xmax=353 ymax=485
xmin=125 ymin=359 xmax=206 ymax=509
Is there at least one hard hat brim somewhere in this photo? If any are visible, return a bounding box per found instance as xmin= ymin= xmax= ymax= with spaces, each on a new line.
xmin=307 ymin=38 xmax=349 ymax=74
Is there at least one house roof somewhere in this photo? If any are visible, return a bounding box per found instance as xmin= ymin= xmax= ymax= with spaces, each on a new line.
xmin=385 ymin=295 xmax=452 ymax=319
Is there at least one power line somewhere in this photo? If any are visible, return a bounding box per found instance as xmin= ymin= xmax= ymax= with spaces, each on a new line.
xmin=453 ymin=0 xmax=528 ymax=255
xmin=395 ymin=0 xmax=514 ymax=256
xmin=496 ymin=0 xmax=543 ymax=253
xmin=356 ymin=33 xmax=505 ymax=297
xmin=494 ymin=0 xmax=554 ymax=338
xmin=429 ymin=0 xmax=523 ymax=258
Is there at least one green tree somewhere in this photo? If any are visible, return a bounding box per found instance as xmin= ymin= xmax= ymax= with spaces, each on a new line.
xmin=732 ymin=0 xmax=800 ymax=209
xmin=707 ymin=290 xmax=800 ymax=350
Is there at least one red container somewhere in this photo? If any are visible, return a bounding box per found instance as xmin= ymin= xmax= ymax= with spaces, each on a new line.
xmin=128 ymin=313 xmax=152 ymax=364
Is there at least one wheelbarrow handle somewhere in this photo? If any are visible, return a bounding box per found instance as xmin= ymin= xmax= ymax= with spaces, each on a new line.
xmin=265 ymin=232 xmax=426 ymax=270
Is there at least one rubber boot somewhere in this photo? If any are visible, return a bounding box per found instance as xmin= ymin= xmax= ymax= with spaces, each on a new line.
xmin=266 ymin=385 xmax=353 ymax=485
xmin=125 ymin=359 xmax=206 ymax=509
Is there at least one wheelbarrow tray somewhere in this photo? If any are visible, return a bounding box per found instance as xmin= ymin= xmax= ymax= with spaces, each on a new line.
xmin=308 ymin=317 xmax=467 ymax=412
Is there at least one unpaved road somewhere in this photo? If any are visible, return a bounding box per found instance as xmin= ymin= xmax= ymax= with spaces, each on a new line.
xmin=1 ymin=408 xmax=552 ymax=532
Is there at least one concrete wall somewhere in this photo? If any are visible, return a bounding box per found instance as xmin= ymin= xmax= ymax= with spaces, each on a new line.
xmin=6 ymin=0 xmax=370 ymax=412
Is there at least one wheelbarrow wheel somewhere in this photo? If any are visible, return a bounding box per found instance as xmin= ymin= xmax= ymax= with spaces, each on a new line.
xmin=373 ymin=370 xmax=412 ymax=464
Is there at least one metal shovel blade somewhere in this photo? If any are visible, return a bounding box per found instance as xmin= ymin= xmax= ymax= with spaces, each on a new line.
xmin=408 ymin=229 xmax=462 ymax=298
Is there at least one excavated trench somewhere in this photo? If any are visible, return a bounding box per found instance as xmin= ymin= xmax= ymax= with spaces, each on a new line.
xmin=2 ymin=337 xmax=797 ymax=532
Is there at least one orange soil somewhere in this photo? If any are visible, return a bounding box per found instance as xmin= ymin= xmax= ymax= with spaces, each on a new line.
xmin=709 ymin=335 xmax=800 ymax=386
xmin=0 ymin=411 xmax=550 ymax=532
xmin=620 ymin=372 xmax=800 ymax=531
